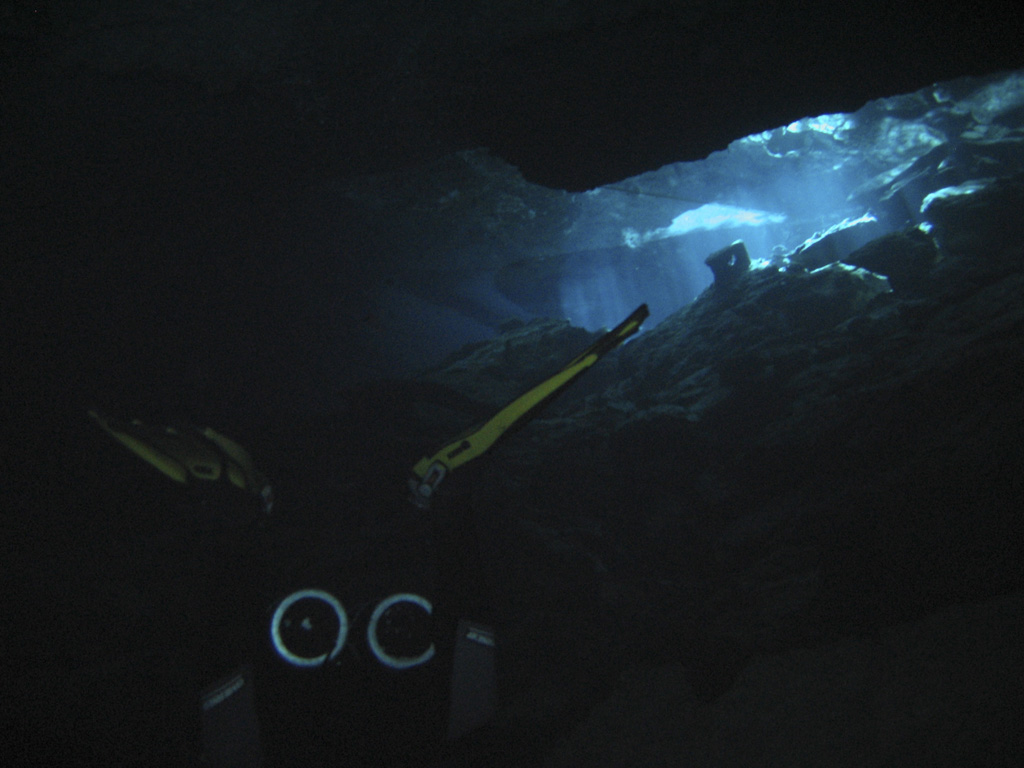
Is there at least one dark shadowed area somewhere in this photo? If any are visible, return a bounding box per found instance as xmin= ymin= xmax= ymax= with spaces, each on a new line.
xmin=3 ymin=2 xmax=1024 ymax=767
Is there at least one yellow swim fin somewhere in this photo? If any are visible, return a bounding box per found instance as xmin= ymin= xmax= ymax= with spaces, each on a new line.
xmin=88 ymin=409 xmax=217 ymax=484
xmin=200 ymin=426 xmax=274 ymax=510
xmin=409 ymin=303 xmax=649 ymax=507
xmin=88 ymin=410 xmax=273 ymax=512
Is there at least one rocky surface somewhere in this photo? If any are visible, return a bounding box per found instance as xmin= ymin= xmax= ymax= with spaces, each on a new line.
xmin=543 ymin=590 xmax=1024 ymax=767
xmin=6 ymin=2 xmax=1022 ymax=190
xmin=419 ymin=173 xmax=1024 ymax=765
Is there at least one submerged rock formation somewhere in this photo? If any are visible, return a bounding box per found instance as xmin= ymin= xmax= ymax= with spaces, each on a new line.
xmin=419 ymin=171 xmax=1024 ymax=765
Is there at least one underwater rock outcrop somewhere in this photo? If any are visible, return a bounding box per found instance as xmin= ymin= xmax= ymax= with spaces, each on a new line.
xmin=840 ymin=227 xmax=938 ymax=297
xmin=704 ymin=241 xmax=751 ymax=288
xmin=414 ymin=168 xmax=1024 ymax=765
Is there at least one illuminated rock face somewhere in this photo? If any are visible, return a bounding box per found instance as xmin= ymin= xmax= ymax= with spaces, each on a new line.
xmin=319 ymin=70 xmax=1024 ymax=371
xmin=6 ymin=3 xmax=1024 ymax=388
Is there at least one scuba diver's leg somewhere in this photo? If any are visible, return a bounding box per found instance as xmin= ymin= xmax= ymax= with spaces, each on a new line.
xmin=180 ymin=495 xmax=272 ymax=766
xmin=431 ymin=490 xmax=494 ymax=624
xmin=429 ymin=490 xmax=499 ymax=746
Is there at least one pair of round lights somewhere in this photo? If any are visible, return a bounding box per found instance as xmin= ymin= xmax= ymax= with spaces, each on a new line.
xmin=270 ymin=589 xmax=436 ymax=670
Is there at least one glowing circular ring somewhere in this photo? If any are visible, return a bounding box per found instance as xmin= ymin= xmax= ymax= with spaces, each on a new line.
xmin=270 ymin=589 xmax=348 ymax=667
xmin=366 ymin=593 xmax=436 ymax=670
